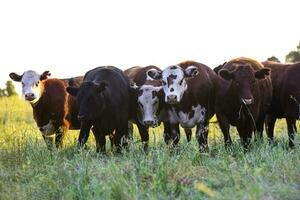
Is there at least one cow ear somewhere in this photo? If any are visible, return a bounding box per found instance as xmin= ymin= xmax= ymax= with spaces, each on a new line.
xmin=40 ymin=71 xmax=51 ymax=80
xmin=184 ymin=66 xmax=199 ymax=78
xmin=214 ymin=62 xmax=226 ymax=74
xmin=97 ymin=81 xmax=108 ymax=93
xmin=66 ymin=87 xmax=79 ymax=96
xmin=129 ymin=81 xmax=139 ymax=90
xmin=255 ymin=68 xmax=270 ymax=79
xmin=219 ymin=69 xmax=233 ymax=80
xmin=9 ymin=72 xmax=22 ymax=82
xmin=147 ymin=69 xmax=162 ymax=80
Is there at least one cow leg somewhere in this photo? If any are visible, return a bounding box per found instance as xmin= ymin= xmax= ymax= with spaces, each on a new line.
xmin=78 ymin=122 xmax=92 ymax=148
xmin=43 ymin=135 xmax=55 ymax=150
xmin=92 ymin=127 xmax=106 ymax=153
xmin=115 ymin=121 xmax=129 ymax=153
xmin=255 ymin=114 xmax=265 ymax=142
xmin=286 ymin=117 xmax=296 ymax=148
xmin=237 ymin=123 xmax=253 ymax=150
xmin=164 ymin=123 xmax=180 ymax=146
xmin=55 ymin=125 xmax=68 ymax=148
xmin=265 ymin=115 xmax=276 ymax=142
xmin=136 ymin=122 xmax=149 ymax=152
xmin=184 ymin=128 xmax=192 ymax=142
xmin=216 ymin=113 xmax=232 ymax=147
xmin=196 ymin=122 xmax=209 ymax=151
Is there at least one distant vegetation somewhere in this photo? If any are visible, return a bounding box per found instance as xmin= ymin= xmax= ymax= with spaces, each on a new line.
xmin=268 ymin=42 xmax=300 ymax=63
xmin=0 ymin=80 xmax=17 ymax=97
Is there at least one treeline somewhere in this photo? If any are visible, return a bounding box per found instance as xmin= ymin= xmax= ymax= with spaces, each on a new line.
xmin=267 ymin=42 xmax=300 ymax=63
xmin=0 ymin=80 xmax=17 ymax=97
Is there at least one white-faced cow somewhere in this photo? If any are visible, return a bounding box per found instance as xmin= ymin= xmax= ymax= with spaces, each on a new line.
xmin=215 ymin=58 xmax=272 ymax=149
xmin=147 ymin=61 xmax=218 ymax=149
xmin=67 ymin=66 xmax=130 ymax=153
xmin=263 ymin=61 xmax=300 ymax=147
xmin=125 ymin=66 xmax=192 ymax=149
xmin=9 ymin=70 xmax=83 ymax=148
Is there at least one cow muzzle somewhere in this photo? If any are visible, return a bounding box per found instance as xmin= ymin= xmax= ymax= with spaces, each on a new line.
xmin=166 ymin=95 xmax=178 ymax=104
xmin=25 ymin=93 xmax=36 ymax=101
xmin=241 ymin=98 xmax=254 ymax=105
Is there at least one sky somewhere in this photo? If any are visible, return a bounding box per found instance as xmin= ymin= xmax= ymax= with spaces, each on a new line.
xmin=0 ymin=0 xmax=299 ymax=93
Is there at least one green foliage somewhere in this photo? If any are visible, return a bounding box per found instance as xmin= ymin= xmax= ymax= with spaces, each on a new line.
xmin=0 ymin=80 xmax=17 ymax=97
xmin=286 ymin=42 xmax=300 ymax=63
xmin=5 ymin=80 xmax=17 ymax=96
xmin=267 ymin=56 xmax=281 ymax=63
xmin=0 ymin=97 xmax=299 ymax=199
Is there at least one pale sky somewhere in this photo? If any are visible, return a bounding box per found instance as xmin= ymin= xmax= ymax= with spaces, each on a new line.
xmin=0 ymin=0 xmax=299 ymax=92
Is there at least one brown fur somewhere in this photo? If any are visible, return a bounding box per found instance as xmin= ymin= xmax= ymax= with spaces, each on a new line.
xmin=263 ymin=61 xmax=300 ymax=147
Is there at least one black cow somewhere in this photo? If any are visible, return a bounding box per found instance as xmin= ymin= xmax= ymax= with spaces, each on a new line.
xmin=67 ymin=66 xmax=130 ymax=152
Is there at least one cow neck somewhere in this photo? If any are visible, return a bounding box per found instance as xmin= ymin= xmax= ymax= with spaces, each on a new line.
xmin=171 ymin=90 xmax=195 ymax=113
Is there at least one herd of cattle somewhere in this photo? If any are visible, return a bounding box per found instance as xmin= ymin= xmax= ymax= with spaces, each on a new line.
xmin=9 ymin=57 xmax=300 ymax=152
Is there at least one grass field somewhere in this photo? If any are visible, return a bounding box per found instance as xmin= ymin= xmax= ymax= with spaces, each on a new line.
xmin=0 ymin=96 xmax=300 ymax=200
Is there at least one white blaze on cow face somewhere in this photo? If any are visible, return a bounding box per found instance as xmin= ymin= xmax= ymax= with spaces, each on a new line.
xmin=20 ymin=71 xmax=43 ymax=104
xmin=159 ymin=65 xmax=199 ymax=104
xmin=137 ymin=85 xmax=162 ymax=127
xmin=161 ymin=65 xmax=187 ymax=104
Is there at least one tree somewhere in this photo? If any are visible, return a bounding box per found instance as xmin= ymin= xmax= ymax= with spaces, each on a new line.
xmin=5 ymin=80 xmax=17 ymax=96
xmin=267 ymin=56 xmax=280 ymax=63
xmin=285 ymin=43 xmax=300 ymax=63
xmin=0 ymin=89 xmax=6 ymax=97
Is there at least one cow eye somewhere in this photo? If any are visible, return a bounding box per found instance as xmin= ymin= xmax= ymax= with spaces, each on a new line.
xmin=22 ymin=82 xmax=24 ymax=86
xmin=162 ymin=80 xmax=166 ymax=85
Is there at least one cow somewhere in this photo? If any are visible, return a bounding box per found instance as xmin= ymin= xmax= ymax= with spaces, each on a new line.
xmin=66 ymin=66 xmax=130 ymax=153
xmin=9 ymin=70 xmax=83 ymax=148
xmin=147 ymin=61 xmax=218 ymax=150
xmin=262 ymin=61 xmax=300 ymax=147
xmin=125 ymin=66 xmax=192 ymax=149
xmin=215 ymin=57 xmax=272 ymax=149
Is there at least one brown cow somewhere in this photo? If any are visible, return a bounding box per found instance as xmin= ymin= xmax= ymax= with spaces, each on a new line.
xmin=215 ymin=58 xmax=272 ymax=148
xmin=9 ymin=70 xmax=83 ymax=148
xmin=147 ymin=61 xmax=218 ymax=149
xmin=262 ymin=61 xmax=300 ymax=147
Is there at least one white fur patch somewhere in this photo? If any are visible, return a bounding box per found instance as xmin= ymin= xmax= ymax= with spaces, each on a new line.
xmin=168 ymin=105 xmax=206 ymax=128
xmin=21 ymin=71 xmax=42 ymax=104
xmin=39 ymin=120 xmax=56 ymax=137
xmin=137 ymin=85 xmax=162 ymax=126
xmin=161 ymin=65 xmax=187 ymax=103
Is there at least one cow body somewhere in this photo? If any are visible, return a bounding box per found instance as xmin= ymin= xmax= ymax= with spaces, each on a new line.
xmin=9 ymin=70 xmax=83 ymax=148
xmin=67 ymin=66 xmax=130 ymax=152
xmin=148 ymin=61 xmax=217 ymax=149
xmin=215 ymin=58 xmax=272 ymax=148
xmin=263 ymin=61 xmax=300 ymax=147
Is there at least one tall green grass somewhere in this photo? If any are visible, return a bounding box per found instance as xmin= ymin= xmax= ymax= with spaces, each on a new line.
xmin=0 ymin=96 xmax=299 ymax=200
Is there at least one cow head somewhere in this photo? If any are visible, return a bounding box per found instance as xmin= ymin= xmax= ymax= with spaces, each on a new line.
xmin=219 ymin=64 xmax=270 ymax=105
xmin=9 ymin=70 xmax=51 ymax=104
xmin=147 ymin=65 xmax=198 ymax=104
xmin=130 ymin=82 xmax=163 ymax=127
xmin=67 ymin=81 xmax=108 ymax=122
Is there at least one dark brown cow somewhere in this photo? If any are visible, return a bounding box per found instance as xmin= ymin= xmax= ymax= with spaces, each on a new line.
xmin=147 ymin=61 xmax=218 ymax=149
xmin=125 ymin=66 xmax=192 ymax=149
xmin=215 ymin=58 xmax=272 ymax=148
xmin=9 ymin=70 xmax=83 ymax=148
xmin=262 ymin=61 xmax=300 ymax=147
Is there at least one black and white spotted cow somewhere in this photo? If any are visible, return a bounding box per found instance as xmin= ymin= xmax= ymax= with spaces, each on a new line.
xmin=147 ymin=61 xmax=218 ymax=149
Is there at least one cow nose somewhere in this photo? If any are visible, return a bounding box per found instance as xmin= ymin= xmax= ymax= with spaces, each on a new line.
xmin=39 ymin=127 xmax=44 ymax=132
xmin=167 ymin=95 xmax=177 ymax=103
xmin=241 ymin=98 xmax=254 ymax=105
xmin=25 ymin=93 xmax=35 ymax=100
xmin=144 ymin=120 xmax=154 ymax=126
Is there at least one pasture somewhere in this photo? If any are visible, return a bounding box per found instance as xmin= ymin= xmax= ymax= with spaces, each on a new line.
xmin=0 ymin=96 xmax=300 ymax=200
